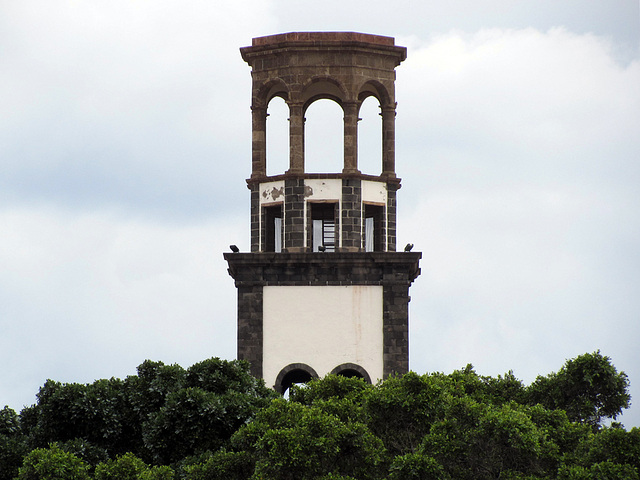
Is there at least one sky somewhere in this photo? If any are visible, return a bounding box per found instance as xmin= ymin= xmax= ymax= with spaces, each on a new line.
xmin=1 ymin=0 xmax=639 ymax=427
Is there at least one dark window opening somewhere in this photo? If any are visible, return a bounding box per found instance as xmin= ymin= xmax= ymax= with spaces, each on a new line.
xmin=275 ymin=363 xmax=319 ymax=396
xmin=280 ymin=369 xmax=313 ymax=396
xmin=265 ymin=205 xmax=282 ymax=252
xmin=312 ymin=203 xmax=337 ymax=252
xmin=364 ymin=204 xmax=384 ymax=252
xmin=330 ymin=363 xmax=372 ymax=383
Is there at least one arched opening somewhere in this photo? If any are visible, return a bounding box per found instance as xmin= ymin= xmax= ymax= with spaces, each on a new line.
xmin=280 ymin=370 xmax=312 ymax=397
xmin=304 ymin=99 xmax=343 ymax=174
xmin=266 ymin=96 xmax=289 ymax=176
xmin=358 ymin=96 xmax=383 ymax=175
xmin=330 ymin=363 xmax=372 ymax=383
xmin=275 ymin=363 xmax=319 ymax=395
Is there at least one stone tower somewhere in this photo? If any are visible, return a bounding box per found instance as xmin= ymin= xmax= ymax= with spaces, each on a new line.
xmin=224 ymin=32 xmax=421 ymax=393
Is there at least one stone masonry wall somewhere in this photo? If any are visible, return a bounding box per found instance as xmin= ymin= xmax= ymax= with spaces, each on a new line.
xmin=341 ymin=178 xmax=362 ymax=250
xmin=283 ymin=178 xmax=306 ymax=252
xmin=225 ymin=251 xmax=421 ymax=378
xmin=387 ymin=183 xmax=398 ymax=252
xmin=236 ymin=285 xmax=263 ymax=379
xmin=250 ymin=184 xmax=259 ymax=252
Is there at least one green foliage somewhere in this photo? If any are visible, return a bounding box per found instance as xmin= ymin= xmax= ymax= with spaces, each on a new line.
xmin=8 ymin=351 xmax=635 ymax=479
xmin=566 ymin=425 xmax=640 ymax=472
xmin=24 ymin=377 xmax=132 ymax=455
xmin=182 ymin=449 xmax=253 ymax=480
xmin=233 ymin=398 xmax=385 ymax=480
xmin=140 ymin=465 xmax=175 ymax=480
xmin=127 ymin=360 xmax=187 ymax=420
xmin=364 ymin=371 xmax=447 ymax=455
xmin=526 ymin=351 xmax=630 ymax=427
xmin=57 ymin=438 xmax=109 ymax=468
xmin=18 ymin=443 xmax=90 ymax=480
xmin=142 ymin=359 xmax=276 ymax=464
xmin=143 ymin=387 xmax=233 ymax=464
xmin=0 ymin=406 xmax=20 ymax=436
xmin=186 ymin=358 xmax=271 ymax=397
xmin=316 ymin=475 xmax=359 ymax=480
xmin=289 ymin=374 xmax=372 ymax=423
xmin=559 ymin=461 xmax=639 ymax=479
xmin=0 ymin=434 xmax=28 ymax=480
xmin=94 ymin=452 xmax=148 ymax=480
xmin=421 ymin=398 xmax=550 ymax=479
xmin=0 ymin=406 xmax=28 ymax=480
xmin=388 ymin=453 xmax=449 ymax=480
xmin=289 ymin=374 xmax=373 ymax=405
xmin=19 ymin=357 xmax=275 ymax=465
xmin=93 ymin=452 xmax=175 ymax=480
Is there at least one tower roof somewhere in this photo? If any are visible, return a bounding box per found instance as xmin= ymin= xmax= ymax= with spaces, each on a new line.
xmin=241 ymin=31 xmax=407 ymax=63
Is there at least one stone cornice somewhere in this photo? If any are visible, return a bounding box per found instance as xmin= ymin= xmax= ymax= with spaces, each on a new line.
xmin=224 ymin=251 xmax=421 ymax=286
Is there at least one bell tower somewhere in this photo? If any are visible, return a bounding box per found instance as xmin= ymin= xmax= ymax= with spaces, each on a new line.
xmin=225 ymin=32 xmax=421 ymax=393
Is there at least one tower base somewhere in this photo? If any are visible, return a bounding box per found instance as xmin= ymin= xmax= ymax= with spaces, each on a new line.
xmin=225 ymin=251 xmax=421 ymax=391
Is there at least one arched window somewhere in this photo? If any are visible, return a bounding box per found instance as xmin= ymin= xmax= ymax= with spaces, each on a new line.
xmin=266 ymin=96 xmax=289 ymax=176
xmin=275 ymin=363 xmax=319 ymax=395
xmin=330 ymin=363 xmax=372 ymax=383
xmin=358 ymin=96 xmax=383 ymax=175
xmin=304 ymin=99 xmax=343 ymax=174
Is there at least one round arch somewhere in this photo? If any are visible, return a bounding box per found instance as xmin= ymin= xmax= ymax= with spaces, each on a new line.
xmin=256 ymin=78 xmax=290 ymax=108
xmin=357 ymin=80 xmax=391 ymax=107
xmin=303 ymin=93 xmax=343 ymax=115
xmin=301 ymin=75 xmax=348 ymax=107
xmin=330 ymin=363 xmax=372 ymax=384
xmin=274 ymin=363 xmax=319 ymax=394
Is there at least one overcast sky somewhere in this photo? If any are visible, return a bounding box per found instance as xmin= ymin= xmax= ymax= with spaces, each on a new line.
xmin=1 ymin=0 xmax=639 ymax=427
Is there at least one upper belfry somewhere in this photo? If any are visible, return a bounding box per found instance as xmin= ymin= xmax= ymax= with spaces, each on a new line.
xmin=240 ymin=31 xmax=407 ymax=178
xmin=240 ymin=32 xmax=409 ymax=254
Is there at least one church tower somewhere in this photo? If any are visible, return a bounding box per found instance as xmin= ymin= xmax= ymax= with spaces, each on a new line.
xmin=225 ymin=32 xmax=421 ymax=393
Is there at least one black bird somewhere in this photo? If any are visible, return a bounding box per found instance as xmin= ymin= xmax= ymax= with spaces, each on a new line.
xmin=230 ymin=245 xmax=240 ymax=253
xmin=404 ymin=243 xmax=414 ymax=252
xmin=318 ymin=245 xmax=326 ymax=252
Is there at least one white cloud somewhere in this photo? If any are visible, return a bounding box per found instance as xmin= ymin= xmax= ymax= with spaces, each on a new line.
xmin=0 ymin=1 xmax=276 ymax=216
xmin=0 ymin=1 xmax=638 ymax=428
xmin=0 ymin=205 xmax=245 ymax=408
xmin=396 ymin=28 xmax=640 ymax=426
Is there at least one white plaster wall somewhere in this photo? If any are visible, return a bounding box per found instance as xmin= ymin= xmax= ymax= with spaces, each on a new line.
xmin=362 ymin=180 xmax=387 ymax=205
xmin=263 ymin=285 xmax=384 ymax=388
xmin=304 ymin=179 xmax=342 ymax=200
xmin=259 ymin=180 xmax=285 ymax=205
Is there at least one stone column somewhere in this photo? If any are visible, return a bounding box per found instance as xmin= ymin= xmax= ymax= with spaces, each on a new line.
xmin=342 ymin=102 xmax=360 ymax=174
xmin=250 ymin=184 xmax=260 ymax=252
xmin=288 ymin=103 xmax=305 ymax=174
xmin=283 ymin=178 xmax=306 ymax=252
xmin=251 ymin=106 xmax=267 ymax=178
xmin=381 ymin=104 xmax=397 ymax=177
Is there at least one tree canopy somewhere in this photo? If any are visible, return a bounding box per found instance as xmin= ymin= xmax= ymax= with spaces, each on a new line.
xmin=0 ymin=352 xmax=636 ymax=480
